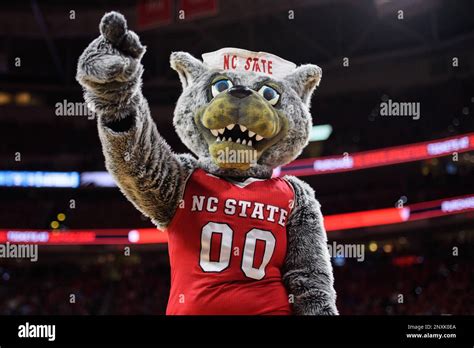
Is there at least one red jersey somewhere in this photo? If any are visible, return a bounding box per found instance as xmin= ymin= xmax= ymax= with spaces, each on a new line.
xmin=165 ymin=168 xmax=295 ymax=315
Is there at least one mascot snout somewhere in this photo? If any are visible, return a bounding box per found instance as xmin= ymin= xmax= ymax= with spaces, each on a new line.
xmin=196 ymin=82 xmax=288 ymax=170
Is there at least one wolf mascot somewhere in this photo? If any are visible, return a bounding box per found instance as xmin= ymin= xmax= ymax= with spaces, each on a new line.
xmin=77 ymin=12 xmax=338 ymax=315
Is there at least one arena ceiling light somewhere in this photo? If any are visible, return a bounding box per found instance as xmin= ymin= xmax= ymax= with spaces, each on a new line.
xmin=0 ymin=171 xmax=79 ymax=188
xmin=309 ymin=124 xmax=333 ymax=142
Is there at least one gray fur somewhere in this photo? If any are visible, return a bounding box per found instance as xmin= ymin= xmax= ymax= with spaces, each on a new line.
xmin=170 ymin=51 xmax=207 ymax=88
xmin=96 ymin=98 xmax=197 ymax=228
xmin=285 ymin=64 xmax=322 ymax=107
xmin=77 ymin=11 xmax=337 ymax=315
xmin=283 ymin=176 xmax=338 ymax=315
xmin=99 ymin=11 xmax=127 ymax=44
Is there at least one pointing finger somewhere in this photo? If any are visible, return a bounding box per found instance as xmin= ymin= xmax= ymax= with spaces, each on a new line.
xmin=99 ymin=11 xmax=127 ymax=45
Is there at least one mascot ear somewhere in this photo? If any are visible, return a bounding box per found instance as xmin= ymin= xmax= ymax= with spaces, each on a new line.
xmin=170 ymin=51 xmax=206 ymax=89
xmin=284 ymin=64 xmax=322 ymax=106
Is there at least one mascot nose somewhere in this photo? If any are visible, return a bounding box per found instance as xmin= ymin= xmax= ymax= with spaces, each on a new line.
xmin=228 ymin=85 xmax=252 ymax=99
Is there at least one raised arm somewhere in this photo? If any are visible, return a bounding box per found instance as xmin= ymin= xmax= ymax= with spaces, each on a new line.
xmin=283 ymin=176 xmax=338 ymax=315
xmin=76 ymin=12 xmax=196 ymax=227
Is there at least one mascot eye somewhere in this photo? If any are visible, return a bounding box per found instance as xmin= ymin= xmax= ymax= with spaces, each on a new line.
xmin=211 ymin=79 xmax=233 ymax=97
xmin=258 ymin=85 xmax=280 ymax=105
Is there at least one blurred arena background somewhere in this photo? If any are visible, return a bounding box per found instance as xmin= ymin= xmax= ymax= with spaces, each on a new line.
xmin=0 ymin=0 xmax=473 ymax=315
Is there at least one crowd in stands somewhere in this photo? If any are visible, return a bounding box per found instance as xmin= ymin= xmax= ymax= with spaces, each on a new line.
xmin=1 ymin=251 xmax=471 ymax=315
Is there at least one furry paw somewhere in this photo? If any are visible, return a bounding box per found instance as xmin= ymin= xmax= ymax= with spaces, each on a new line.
xmin=100 ymin=11 xmax=127 ymax=45
xmin=76 ymin=11 xmax=146 ymax=88
xmin=99 ymin=12 xmax=145 ymax=59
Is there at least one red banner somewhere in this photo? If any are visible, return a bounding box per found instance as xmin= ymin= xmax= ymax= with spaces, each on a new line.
xmin=179 ymin=0 xmax=218 ymax=20
xmin=137 ymin=0 xmax=173 ymax=30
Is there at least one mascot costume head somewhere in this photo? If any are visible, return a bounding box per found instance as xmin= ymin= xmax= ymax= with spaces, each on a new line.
xmin=170 ymin=48 xmax=321 ymax=177
xmin=77 ymin=11 xmax=337 ymax=316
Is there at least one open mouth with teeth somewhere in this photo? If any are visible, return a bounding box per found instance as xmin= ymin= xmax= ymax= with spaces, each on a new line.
xmin=194 ymin=104 xmax=288 ymax=170
xmin=209 ymin=123 xmax=264 ymax=148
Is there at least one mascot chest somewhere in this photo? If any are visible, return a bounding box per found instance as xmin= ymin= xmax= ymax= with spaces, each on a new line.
xmin=165 ymin=168 xmax=295 ymax=315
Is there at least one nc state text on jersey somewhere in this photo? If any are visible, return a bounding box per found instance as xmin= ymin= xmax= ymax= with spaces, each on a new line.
xmin=189 ymin=195 xmax=291 ymax=226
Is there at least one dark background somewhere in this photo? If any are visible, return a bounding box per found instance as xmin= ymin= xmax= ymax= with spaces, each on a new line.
xmin=0 ymin=0 xmax=473 ymax=315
